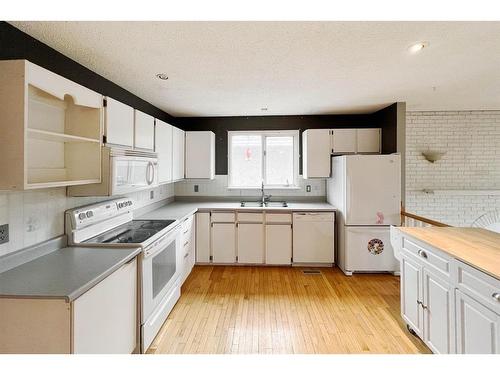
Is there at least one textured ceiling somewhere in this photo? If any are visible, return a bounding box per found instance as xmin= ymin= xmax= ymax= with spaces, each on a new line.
xmin=10 ymin=21 xmax=500 ymax=117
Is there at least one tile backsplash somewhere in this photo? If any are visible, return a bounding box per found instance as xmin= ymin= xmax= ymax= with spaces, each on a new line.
xmin=0 ymin=184 xmax=174 ymax=257
xmin=174 ymin=175 xmax=326 ymax=198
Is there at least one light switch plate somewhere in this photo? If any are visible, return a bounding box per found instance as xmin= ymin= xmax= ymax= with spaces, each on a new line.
xmin=0 ymin=224 xmax=9 ymax=244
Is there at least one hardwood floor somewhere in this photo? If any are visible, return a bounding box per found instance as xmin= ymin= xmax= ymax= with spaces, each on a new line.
xmin=147 ymin=266 xmax=431 ymax=354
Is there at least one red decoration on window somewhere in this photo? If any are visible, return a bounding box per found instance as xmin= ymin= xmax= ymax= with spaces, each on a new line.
xmin=245 ymin=148 xmax=252 ymax=161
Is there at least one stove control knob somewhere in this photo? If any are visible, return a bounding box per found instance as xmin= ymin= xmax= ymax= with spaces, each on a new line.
xmin=128 ymin=200 xmax=132 ymax=206
xmin=86 ymin=211 xmax=93 ymax=218
xmin=78 ymin=213 xmax=86 ymax=220
xmin=118 ymin=203 xmax=123 ymax=208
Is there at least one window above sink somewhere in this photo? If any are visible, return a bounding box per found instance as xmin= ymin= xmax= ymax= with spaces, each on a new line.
xmin=228 ymin=130 xmax=299 ymax=189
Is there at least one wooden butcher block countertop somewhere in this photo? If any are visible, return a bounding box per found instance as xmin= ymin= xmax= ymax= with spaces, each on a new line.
xmin=398 ymin=227 xmax=500 ymax=279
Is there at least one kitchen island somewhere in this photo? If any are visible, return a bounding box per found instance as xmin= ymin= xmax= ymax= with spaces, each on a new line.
xmin=391 ymin=226 xmax=500 ymax=354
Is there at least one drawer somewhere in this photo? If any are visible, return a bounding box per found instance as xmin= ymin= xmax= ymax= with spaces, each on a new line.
xmin=181 ymin=216 xmax=195 ymax=238
xmin=237 ymin=212 xmax=263 ymax=223
xmin=265 ymin=213 xmax=292 ymax=224
xmin=211 ymin=211 xmax=235 ymax=223
xmin=402 ymin=238 xmax=451 ymax=276
xmin=455 ymin=260 xmax=500 ymax=314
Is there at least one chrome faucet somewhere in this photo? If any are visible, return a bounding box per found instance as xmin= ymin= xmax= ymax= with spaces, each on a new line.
xmin=261 ymin=182 xmax=271 ymax=205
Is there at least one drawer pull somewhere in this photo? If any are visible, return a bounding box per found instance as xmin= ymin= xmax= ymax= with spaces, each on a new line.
xmin=183 ymin=229 xmax=189 ymax=234
xmin=184 ymin=252 xmax=190 ymax=259
xmin=183 ymin=241 xmax=189 ymax=247
xmin=492 ymin=293 xmax=500 ymax=302
xmin=418 ymin=250 xmax=428 ymax=259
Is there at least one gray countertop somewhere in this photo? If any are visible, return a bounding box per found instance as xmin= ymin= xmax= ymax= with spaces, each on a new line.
xmin=138 ymin=200 xmax=336 ymax=222
xmin=0 ymin=246 xmax=140 ymax=302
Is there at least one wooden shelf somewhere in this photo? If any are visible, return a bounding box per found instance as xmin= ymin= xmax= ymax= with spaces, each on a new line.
xmin=26 ymin=179 xmax=101 ymax=190
xmin=27 ymin=128 xmax=100 ymax=143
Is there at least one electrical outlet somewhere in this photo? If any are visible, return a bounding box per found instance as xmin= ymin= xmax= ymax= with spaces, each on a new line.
xmin=0 ymin=224 xmax=9 ymax=244
xmin=150 ymin=190 xmax=154 ymax=200
xmin=306 ymin=185 xmax=311 ymax=193
xmin=194 ymin=185 xmax=199 ymax=193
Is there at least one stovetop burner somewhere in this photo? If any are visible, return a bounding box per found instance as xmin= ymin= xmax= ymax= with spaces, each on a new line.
xmin=84 ymin=219 xmax=176 ymax=244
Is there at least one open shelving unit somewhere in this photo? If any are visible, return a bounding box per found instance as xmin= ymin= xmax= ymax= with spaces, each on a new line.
xmin=0 ymin=60 xmax=103 ymax=190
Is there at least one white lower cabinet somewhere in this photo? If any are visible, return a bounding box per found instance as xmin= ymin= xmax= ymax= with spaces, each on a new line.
xmin=180 ymin=215 xmax=196 ymax=284
xmin=400 ymin=255 xmax=423 ymax=337
xmin=73 ymin=258 xmax=137 ymax=354
xmin=265 ymin=224 xmax=292 ymax=265
xmin=422 ymin=269 xmax=454 ymax=354
xmin=456 ymin=290 xmax=500 ymax=354
xmin=0 ymin=257 xmax=138 ymax=354
xmin=397 ymin=231 xmax=500 ymax=354
xmin=237 ymin=223 xmax=264 ymax=264
xmin=196 ymin=212 xmax=211 ymax=263
xmin=211 ymin=223 xmax=236 ymax=263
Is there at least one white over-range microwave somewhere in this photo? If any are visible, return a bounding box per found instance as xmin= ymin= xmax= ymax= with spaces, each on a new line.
xmin=68 ymin=146 xmax=158 ymax=196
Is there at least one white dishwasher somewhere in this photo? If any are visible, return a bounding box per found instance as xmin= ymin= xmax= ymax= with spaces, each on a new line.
xmin=292 ymin=212 xmax=335 ymax=264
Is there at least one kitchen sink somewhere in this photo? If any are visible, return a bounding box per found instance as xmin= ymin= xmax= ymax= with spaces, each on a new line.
xmin=240 ymin=201 xmax=264 ymax=207
xmin=239 ymin=201 xmax=288 ymax=208
xmin=265 ymin=201 xmax=288 ymax=207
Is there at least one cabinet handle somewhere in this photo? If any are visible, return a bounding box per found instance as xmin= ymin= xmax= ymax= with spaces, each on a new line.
xmin=183 ymin=241 xmax=189 ymax=247
xmin=417 ymin=300 xmax=428 ymax=310
xmin=418 ymin=250 xmax=428 ymax=259
xmin=184 ymin=252 xmax=190 ymax=259
xmin=492 ymin=292 xmax=500 ymax=302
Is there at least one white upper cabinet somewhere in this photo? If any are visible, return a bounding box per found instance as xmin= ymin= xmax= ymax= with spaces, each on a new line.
xmin=185 ymin=131 xmax=215 ymax=179
xmin=357 ymin=128 xmax=381 ymax=153
xmin=172 ymin=126 xmax=185 ymax=181
xmin=302 ymin=129 xmax=331 ymax=178
xmin=0 ymin=60 xmax=103 ymax=190
xmin=134 ymin=110 xmax=155 ymax=151
xmin=331 ymin=129 xmax=357 ymax=154
xmin=104 ymin=97 xmax=134 ymax=148
xmin=155 ymin=119 xmax=173 ymax=184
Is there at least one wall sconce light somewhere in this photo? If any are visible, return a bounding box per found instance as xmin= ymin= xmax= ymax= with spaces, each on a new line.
xmin=421 ymin=151 xmax=446 ymax=163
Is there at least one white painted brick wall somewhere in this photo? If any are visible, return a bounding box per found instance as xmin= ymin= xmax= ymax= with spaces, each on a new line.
xmin=406 ymin=111 xmax=500 ymax=226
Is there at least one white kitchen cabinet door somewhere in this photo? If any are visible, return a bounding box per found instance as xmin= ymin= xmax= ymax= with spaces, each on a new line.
xmin=134 ymin=110 xmax=155 ymax=150
xmin=456 ymin=290 xmax=500 ymax=354
xmin=331 ymin=129 xmax=357 ymax=154
xmin=400 ymin=255 xmax=423 ymax=337
xmin=357 ymin=128 xmax=381 ymax=153
xmin=155 ymin=119 xmax=173 ymax=184
xmin=73 ymin=258 xmax=137 ymax=354
xmin=237 ymin=223 xmax=264 ymax=264
xmin=265 ymin=224 xmax=292 ymax=265
xmin=185 ymin=131 xmax=215 ymax=179
xmin=302 ymin=129 xmax=331 ymax=178
xmin=212 ymin=223 xmax=236 ymax=264
xmin=196 ymin=212 xmax=211 ymax=263
xmin=422 ymin=269 xmax=454 ymax=354
xmin=172 ymin=126 xmax=185 ymax=181
xmin=104 ymin=97 xmax=134 ymax=147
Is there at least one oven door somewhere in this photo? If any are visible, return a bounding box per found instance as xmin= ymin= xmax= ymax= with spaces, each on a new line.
xmin=110 ymin=156 xmax=158 ymax=195
xmin=141 ymin=226 xmax=181 ymax=322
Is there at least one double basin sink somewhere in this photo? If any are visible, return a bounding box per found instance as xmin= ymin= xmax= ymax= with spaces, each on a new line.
xmin=240 ymin=201 xmax=288 ymax=208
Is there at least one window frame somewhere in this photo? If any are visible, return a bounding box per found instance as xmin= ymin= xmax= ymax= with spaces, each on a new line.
xmin=227 ymin=130 xmax=300 ymax=189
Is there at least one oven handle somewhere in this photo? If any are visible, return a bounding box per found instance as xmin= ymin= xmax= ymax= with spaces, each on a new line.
xmin=143 ymin=228 xmax=180 ymax=258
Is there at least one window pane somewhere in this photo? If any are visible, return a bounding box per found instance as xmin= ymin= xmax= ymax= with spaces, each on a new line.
xmin=229 ymin=134 xmax=262 ymax=187
xmin=265 ymin=136 xmax=294 ymax=186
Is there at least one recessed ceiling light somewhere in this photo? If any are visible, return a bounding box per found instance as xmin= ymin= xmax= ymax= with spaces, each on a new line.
xmin=156 ymin=73 xmax=169 ymax=80
xmin=408 ymin=41 xmax=429 ymax=54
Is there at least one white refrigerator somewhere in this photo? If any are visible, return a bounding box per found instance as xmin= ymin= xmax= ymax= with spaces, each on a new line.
xmin=327 ymin=154 xmax=401 ymax=275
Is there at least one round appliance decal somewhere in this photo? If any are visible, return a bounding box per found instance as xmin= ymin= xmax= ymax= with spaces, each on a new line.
xmin=367 ymin=238 xmax=384 ymax=255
